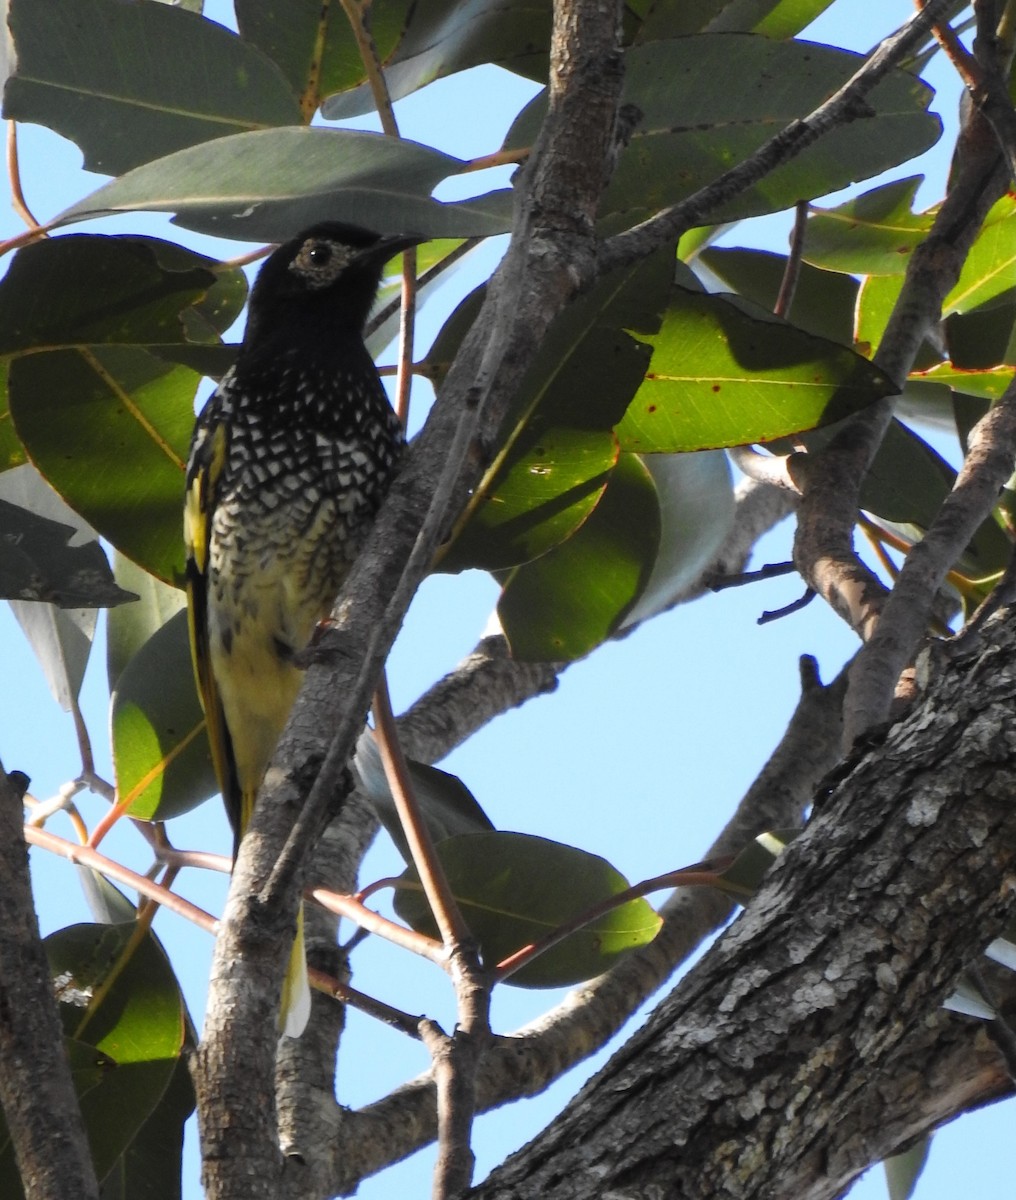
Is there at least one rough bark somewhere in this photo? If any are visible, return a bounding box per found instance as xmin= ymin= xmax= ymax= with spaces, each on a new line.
xmin=0 ymin=765 xmax=100 ymax=1200
xmin=468 ymin=611 xmax=1016 ymax=1199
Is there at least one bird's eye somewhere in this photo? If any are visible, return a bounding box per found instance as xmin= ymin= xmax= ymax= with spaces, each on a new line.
xmin=307 ymin=243 xmax=332 ymax=267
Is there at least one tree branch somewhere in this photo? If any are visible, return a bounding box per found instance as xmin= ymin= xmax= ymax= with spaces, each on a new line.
xmin=0 ymin=763 xmax=100 ymax=1200
xmin=466 ymin=608 xmax=1016 ymax=1199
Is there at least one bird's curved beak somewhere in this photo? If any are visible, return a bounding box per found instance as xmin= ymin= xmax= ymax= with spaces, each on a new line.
xmin=365 ymin=232 xmax=428 ymax=268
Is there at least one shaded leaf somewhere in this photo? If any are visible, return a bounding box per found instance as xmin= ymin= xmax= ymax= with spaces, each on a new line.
xmin=0 ymin=235 xmax=217 ymax=357
xmin=884 ymin=1137 xmax=931 ymax=1200
xmin=441 ymin=427 xmax=619 ymax=572
xmin=621 ymin=450 xmax=735 ymax=628
xmin=46 ymin=923 xmax=185 ymax=1182
xmin=238 ymin=0 xmax=414 ymax=113
xmin=4 ymin=0 xmax=301 ymax=175
xmin=355 ymin=731 xmax=495 ymax=864
xmin=0 ymin=465 xmax=114 ymax=708
xmin=802 ymin=176 xmax=931 ymax=275
xmin=498 ymin=453 xmax=660 ymax=661
xmin=616 ymin=287 xmax=894 ymax=452
xmin=506 ymin=36 xmax=940 ymax=227
xmin=106 ymin=554 xmax=186 ymax=690
xmin=393 ymin=831 xmax=662 ymax=988
xmin=698 ymin=246 xmax=858 ymax=344
xmin=323 ymin=0 xmax=549 ymax=119
xmin=99 ymin=1051 xmax=194 ymax=1200
xmin=111 ymin=610 xmax=215 ymax=822
xmin=860 ymin=420 xmax=1012 ymax=578
xmin=0 ymin=498 xmax=134 ymax=607
xmin=57 ymin=127 xmax=514 ymax=243
xmin=713 ymin=829 xmax=800 ymax=900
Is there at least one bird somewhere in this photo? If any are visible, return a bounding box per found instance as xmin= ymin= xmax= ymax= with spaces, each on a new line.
xmin=184 ymin=222 xmax=422 ymax=1037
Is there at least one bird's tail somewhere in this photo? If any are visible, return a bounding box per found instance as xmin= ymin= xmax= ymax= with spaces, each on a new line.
xmin=280 ymin=904 xmax=311 ymax=1038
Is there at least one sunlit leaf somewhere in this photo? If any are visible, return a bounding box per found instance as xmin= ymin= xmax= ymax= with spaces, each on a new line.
xmin=945 ymin=194 xmax=1016 ymax=316
xmin=616 ymin=287 xmax=894 ymax=452
xmin=635 ymin=0 xmax=835 ymax=39
xmin=393 ymin=831 xmax=662 ymax=988
xmin=9 ymin=348 xmax=197 ymax=584
xmin=111 ymin=610 xmax=215 ymax=821
xmin=911 ymin=361 xmax=1015 ymax=401
xmin=802 ymin=176 xmax=932 ymax=276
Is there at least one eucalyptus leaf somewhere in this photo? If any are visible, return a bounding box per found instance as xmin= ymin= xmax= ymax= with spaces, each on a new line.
xmin=57 ymin=128 xmax=514 ymax=242
xmin=393 ymin=831 xmax=662 ymax=988
xmin=4 ymin=0 xmax=301 ymax=175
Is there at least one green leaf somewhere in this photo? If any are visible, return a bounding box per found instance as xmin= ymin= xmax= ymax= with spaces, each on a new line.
xmin=635 ymin=0 xmax=834 ymax=39
xmin=860 ymin=420 xmax=1013 ymax=578
xmin=442 ymin=426 xmax=619 ymax=572
xmin=111 ymin=610 xmax=216 ymax=822
xmin=884 ymin=1138 xmax=931 ymax=1200
xmin=237 ymin=0 xmax=413 ymax=113
xmin=393 ymin=832 xmax=662 ymax=988
xmin=4 ymin=0 xmax=302 ymax=176
xmin=99 ymin=1053 xmax=195 ymax=1200
xmin=615 ymin=287 xmax=894 ymax=452
xmin=698 ymin=246 xmax=858 ymax=344
xmin=46 ymin=923 xmax=186 ymax=1183
xmin=713 ymin=829 xmax=800 ymax=900
xmin=508 ymin=36 xmax=939 ymax=227
xmin=621 ymin=450 xmax=735 ymax=628
xmin=9 ymin=348 xmax=197 ymax=584
xmin=323 ymin=0 xmax=550 ymax=119
xmin=0 ymin=236 xmax=218 ymax=357
xmin=802 ymin=176 xmax=932 ymax=275
xmin=855 ymin=272 xmax=904 ymax=355
xmin=355 ymin=733 xmax=495 ymax=865
xmin=944 ymin=194 xmax=1016 ymax=315
xmin=911 ymin=361 xmax=1015 ymax=401
xmin=498 ymin=453 xmax=660 ymax=661
xmin=106 ymin=555 xmax=186 ymax=691
xmin=57 ymin=128 xmax=514 ymax=243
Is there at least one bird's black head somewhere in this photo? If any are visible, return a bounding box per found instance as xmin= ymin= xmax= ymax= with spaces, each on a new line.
xmin=243 ymin=222 xmax=423 ymax=349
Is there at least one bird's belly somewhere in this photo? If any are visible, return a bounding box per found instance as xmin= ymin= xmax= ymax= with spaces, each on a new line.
xmin=207 ymin=497 xmax=357 ymax=790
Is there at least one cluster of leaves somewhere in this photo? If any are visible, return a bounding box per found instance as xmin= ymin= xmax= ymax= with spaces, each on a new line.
xmin=3 ymin=0 xmax=1016 ymax=1195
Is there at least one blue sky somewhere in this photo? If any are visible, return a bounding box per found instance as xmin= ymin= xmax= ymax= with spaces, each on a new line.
xmin=0 ymin=2 xmax=1012 ymax=1197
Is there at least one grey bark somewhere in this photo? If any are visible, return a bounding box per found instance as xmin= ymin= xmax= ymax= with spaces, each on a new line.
xmin=468 ymin=613 xmax=1016 ymax=1199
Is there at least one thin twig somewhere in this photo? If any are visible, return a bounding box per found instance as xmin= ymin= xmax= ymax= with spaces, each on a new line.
xmin=24 ymin=825 xmax=217 ymax=932
xmin=6 ymin=123 xmax=41 ymax=231
xmin=598 ymin=0 xmax=962 ymax=274
xmin=774 ymin=200 xmax=810 ymax=319
xmin=758 ymin=589 xmax=816 ymax=625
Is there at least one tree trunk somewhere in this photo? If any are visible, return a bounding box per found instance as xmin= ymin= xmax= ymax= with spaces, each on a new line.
xmin=470 ymin=613 xmax=1016 ymax=1198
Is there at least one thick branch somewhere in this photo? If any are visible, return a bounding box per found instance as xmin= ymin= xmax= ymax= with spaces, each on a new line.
xmin=467 ymin=613 xmax=1016 ymax=1199
xmin=0 ymin=764 xmax=99 ymax=1200
xmin=192 ymin=2 xmax=630 ymax=1195
xmin=332 ymin=654 xmax=847 ymax=1191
